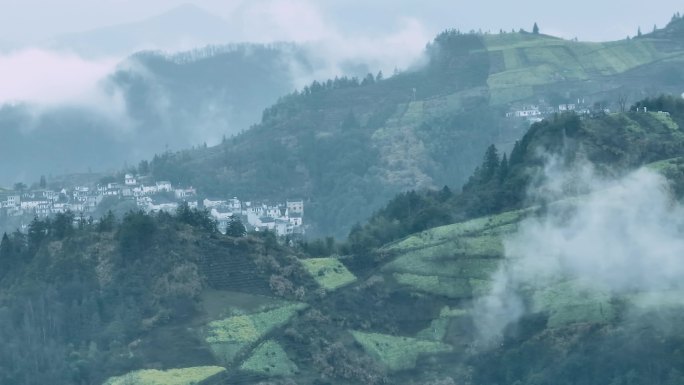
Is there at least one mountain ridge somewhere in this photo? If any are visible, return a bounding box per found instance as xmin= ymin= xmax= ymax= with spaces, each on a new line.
xmin=45 ymin=4 xmax=234 ymax=57
xmin=145 ymin=23 xmax=684 ymax=237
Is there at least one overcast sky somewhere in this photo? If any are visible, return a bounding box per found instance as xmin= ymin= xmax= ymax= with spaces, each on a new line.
xmin=0 ymin=0 xmax=681 ymax=44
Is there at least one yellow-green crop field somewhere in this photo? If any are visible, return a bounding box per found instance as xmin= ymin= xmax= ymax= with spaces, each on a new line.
xmin=378 ymin=210 xmax=528 ymax=298
xmin=351 ymin=331 xmax=452 ymax=371
xmin=103 ymin=366 xmax=226 ymax=385
xmin=384 ymin=209 xmax=528 ymax=253
xmin=204 ymin=303 xmax=307 ymax=364
xmin=300 ymin=257 xmax=356 ymax=290
xmin=240 ymin=340 xmax=298 ymax=377
xmin=531 ymin=280 xmax=616 ymax=328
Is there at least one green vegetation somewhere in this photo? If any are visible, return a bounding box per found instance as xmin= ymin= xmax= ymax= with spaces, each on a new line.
xmin=416 ymin=307 xmax=469 ymax=341
xmin=351 ymin=331 xmax=452 ymax=371
xmin=300 ymin=257 xmax=356 ymax=290
xmin=239 ymin=340 xmax=298 ymax=376
xmin=144 ymin=23 xmax=684 ymax=238
xmin=0 ymin=205 xmax=310 ymax=385
xmin=103 ymin=366 xmax=226 ymax=385
xmin=482 ymin=33 xmax=672 ymax=104
xmin=199 ymin=290 xmax=287 ymax=321
xmin=531 ymin=280 xmax=617 ymax=327
xmin=384 ymin=209 xmax=526 ymax=252
xmin=204 ymin=303 xmax=307 ymax=364
xmin=6 ymin=16 xmax=684 ymax=383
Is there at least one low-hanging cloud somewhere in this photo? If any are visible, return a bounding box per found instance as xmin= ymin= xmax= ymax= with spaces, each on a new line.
xmin=228 ymin=0 xmax=430 ymax=86
xmin=0 ymin=49 xmax=119 ymax=106
xmin=474 ymin=158 xmax=684 ymax=343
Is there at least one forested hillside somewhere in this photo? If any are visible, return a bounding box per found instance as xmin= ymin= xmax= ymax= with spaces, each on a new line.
xmin=146 ymin=17 xmax=684 ymax=237
xmin=3 ymin=96 xmax=684 ymax=385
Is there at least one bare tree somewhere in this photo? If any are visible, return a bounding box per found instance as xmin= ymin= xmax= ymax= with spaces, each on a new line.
xmin=617 ymin=92 xmax=629 ymax=113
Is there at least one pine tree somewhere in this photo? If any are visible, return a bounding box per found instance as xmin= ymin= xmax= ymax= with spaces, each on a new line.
xmin=533 ymin=22 xmax=540 ymax=34
xmin=498 ymin=153 xmax=509 ymax=181
xmin=226 ymin=217 xmax=246 ymax=237
xmin=481 ymin=144 xmax=501 ymax=182
xmin=0 ymin=233 xmax=13 ymax=277
xmin=27 ymin=217 xmax=47 ymax=255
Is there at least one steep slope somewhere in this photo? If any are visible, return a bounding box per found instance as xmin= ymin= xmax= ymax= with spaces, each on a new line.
xmin=149 ymin=22 xmax=684 ymax=237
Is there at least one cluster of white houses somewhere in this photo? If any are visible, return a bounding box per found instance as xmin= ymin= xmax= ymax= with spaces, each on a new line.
xmin=0 ymin=174 xmax=305 ymax=236
xmin=204 ymin=197 xmax=304 ymax=236
xmin=506 ymin=99 xmax=601 ymax=122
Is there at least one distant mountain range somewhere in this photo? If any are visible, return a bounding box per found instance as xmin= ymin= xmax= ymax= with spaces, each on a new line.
xmin=45 ymin=4 xmax=236 ymax=58
xmin=0 ymin=43 xmax=315 ymax=185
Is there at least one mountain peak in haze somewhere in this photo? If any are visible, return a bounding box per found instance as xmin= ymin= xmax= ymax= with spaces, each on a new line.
xmin=46 ymin=4 xmax=234 ymax=57
xmin=149 ymin=3 xmax=226 ymax=25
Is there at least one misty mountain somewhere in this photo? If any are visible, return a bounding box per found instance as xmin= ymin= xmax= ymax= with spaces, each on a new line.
xmin=146 ymin=17 xmax=684 ymax=237
xmin=44 ymin=4 xmax=234 ymax=58
xmin=0 ymin=43 xmax=316 ymax=185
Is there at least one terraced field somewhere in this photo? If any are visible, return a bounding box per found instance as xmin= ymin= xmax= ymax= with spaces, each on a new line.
xmin=239 ymin=339 xmax=298 ymax=376
xmin=351 ymin=331 xmax=452 ymax=371
xmin=530 ymin=279 xmax=617 ymax=327
xmin=481 ymin=33 xmax=682 ymax=104
xmin=416 ymin=307 xmax=470 ymax=342
xmin=381 ymin=209 xmax=528 ymax=298
xmin=300 ymin=257 xmax=356 ymax=291
xmin=103 ymin=366 xmax=226 ymax=385
xmin=203 ymin=302 xmax=307 ymax=364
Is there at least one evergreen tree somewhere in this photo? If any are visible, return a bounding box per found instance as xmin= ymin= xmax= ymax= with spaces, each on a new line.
xmin=0 ymin=233 xmax=13 ymax=277
xmin=509 ymin=140 xmax=524 ymax=166
xmin=52 ymin=211 xmax=75 ymax=239
xmin=481 ymin=144 xmax=501 ymax=182
xmin=226 ymin=217 xmax=246 ymax=237
xmin=533 ymin=22 xmax=540 ymax=34
xmin=138 ymin=160 xmax=150 ymax=175
xmin=13 ymin=182 xmax=26 ymax=193
xmin=98 ymin=211 xmax=116 ymax=232
xmin=27 ymin=217 xmax=48 ymax=255
xmin=498 ymin=153 xmax=509 ymax=181
xmin=638 ymin=26 xmax=642 ymax=37
xmin=39 ymin=175 xmax=46 ymax=188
